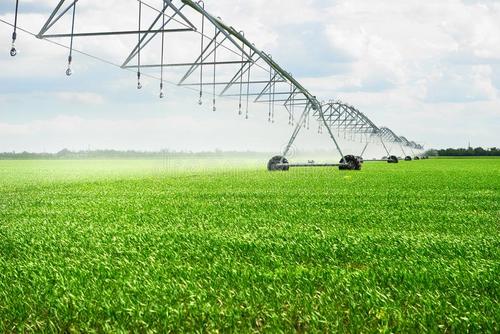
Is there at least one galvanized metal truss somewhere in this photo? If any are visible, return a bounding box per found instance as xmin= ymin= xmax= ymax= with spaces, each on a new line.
xmin=316 ymin=102 xmax=380 ymax=136
xmin=5 ymin=0 xmax=425 ymax=170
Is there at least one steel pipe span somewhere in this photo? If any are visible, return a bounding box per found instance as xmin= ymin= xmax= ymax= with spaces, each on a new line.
xmin=3 ymin=0 xmax=426 ymax=170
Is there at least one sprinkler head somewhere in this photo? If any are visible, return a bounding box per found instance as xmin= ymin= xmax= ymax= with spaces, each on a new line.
xmin=159 ymin=83 xmax=164 ymax=98
xmin=136 ymin=72 xmax=142 ymax=89
xmin=159 ymin=82 xmax=165 ymax=98
xmin=10 ymin=46 xmax=17 ymax=57
xmin=198 ymin=99 xmax=203 ymax=106
xmin=212 ymin=106 xmax=216 ymax=112
xmin=66 ymin=68 xmax=73 ymax=76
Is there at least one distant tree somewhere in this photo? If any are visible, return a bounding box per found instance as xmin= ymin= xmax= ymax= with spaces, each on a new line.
xmin=436 ymin=147 xmax=500 ymax=157
xmin=0 ymin=149 xmax=275 ymax=160
xmin=425 ymin=149 xmax=439 ymax=156
xmin=57 ymin=148 xmax=71 ymax=157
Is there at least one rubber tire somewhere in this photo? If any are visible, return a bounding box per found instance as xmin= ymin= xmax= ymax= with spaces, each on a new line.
xmin=267 ymin=156 xmax=289 ymax=171
xmin=387 ymin=155 xmax=399 ymax=164
xmin=339 ymin=155 xmax=362 ymax=171
xmin=405 ymin=156 xmax=412 ymax=161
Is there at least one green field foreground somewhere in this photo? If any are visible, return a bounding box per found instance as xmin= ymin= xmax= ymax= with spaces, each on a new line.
xmin=0 ymin=158 xmax=498 ymax=332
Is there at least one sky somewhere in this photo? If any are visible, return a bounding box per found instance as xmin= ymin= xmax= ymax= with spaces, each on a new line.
xmin=0 ymin=0 xmax=499 ymax=153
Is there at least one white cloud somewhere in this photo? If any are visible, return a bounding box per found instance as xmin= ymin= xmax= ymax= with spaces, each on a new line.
xmin=53 ymin=92 xmax=105 ymax=105
xmin=0 ymin=0 xmax=499 ymax=151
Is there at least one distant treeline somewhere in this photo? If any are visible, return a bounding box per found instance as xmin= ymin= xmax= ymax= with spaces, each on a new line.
xmin=2 ymin=147 xmax=499 ymax=159
xmin=435 ymin=147 xmax=500 ymax=157
xmin=0 ymin=149 xmax=272 ymax=160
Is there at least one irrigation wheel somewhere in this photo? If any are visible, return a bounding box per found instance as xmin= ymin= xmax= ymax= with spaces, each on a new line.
xmin=339 ymin=155 xmax=362 ymax=171
xmin=387 ymin=155 xmax=399 ymax=164
xmin=267 ymin=156 xmax=289 ymax=171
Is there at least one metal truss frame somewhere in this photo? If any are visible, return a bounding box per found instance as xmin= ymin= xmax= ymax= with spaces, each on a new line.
xmin=7 ymin=0 xmax=425 ymax=169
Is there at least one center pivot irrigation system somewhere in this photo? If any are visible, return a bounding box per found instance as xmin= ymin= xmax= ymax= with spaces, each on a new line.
xmin=4 ymin=0 xmax=426 ymax=171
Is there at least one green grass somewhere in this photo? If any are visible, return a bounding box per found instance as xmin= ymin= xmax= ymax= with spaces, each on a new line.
xmin=0 ymin=158 xmax=498 ymax=332
xmin=432 ymin=156 xmax=500 ymax=159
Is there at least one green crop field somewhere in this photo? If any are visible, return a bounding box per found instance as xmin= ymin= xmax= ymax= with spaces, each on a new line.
xmin=0 ymin=158 xmax=498 ymax=332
